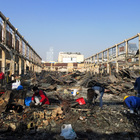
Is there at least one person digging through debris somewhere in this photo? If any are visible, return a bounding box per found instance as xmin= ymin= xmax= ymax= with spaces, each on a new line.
xmin=134 ymin=77 xmax=140 ymax=97
xmin=87 ymin=84 xmax=105 ymax=108
xmin=123 ymin=96 xmax=140 ymax=114
xmin=32 ymin=86 xmax=50 ymax=105
xmin=92 ymin=85 xmax=105 ymax=108
xmin=87 ymin=88 xmax=97 ymax=105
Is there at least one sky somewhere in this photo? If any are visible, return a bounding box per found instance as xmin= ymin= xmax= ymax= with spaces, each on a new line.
xmin=1 ymin=0 xmax=140 ymax=61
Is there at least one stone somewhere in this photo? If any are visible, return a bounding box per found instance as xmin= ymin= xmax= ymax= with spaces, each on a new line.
xmin=50 ymin=120 xmax=56 ymax=127
xmin=39 ymin=111 xmax=45 ymax=119
xmin=43 ymin=120 xmax=49 ymax=126
xmin=9 ymin=123 xmax=17 ymax=131
xmin=45 ymin=116 xmax=51 ymax=120
xmin=44 ymin=110 xmax=52 ymax=116
xmin=57 ymin=107 xmax=63 ymax=114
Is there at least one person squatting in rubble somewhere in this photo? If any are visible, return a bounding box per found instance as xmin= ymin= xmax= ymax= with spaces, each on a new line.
xmin=32 ymin=86 xmax=50 ymax=105
xmin=123 ymin=96 xmax=140 ymax=114
xmin=134 ymin=77 xmax=140 ymax=97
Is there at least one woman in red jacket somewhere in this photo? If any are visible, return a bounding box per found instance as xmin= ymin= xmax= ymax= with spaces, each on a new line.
xmin=32 ymin=86 xmax=50 ymax=105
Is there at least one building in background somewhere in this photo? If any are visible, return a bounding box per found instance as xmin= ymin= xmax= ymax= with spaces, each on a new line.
xmin=46 ymin=47 xmax=54 ymax=62
xmin=58 ymin=52 xmax=84 ymax=63
xmin=42 ymin=62 xmax=85 ymax=72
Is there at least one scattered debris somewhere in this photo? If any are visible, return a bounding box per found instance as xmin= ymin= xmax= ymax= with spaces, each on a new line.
xmin=0 ymin=69 xmax=140 ymax=139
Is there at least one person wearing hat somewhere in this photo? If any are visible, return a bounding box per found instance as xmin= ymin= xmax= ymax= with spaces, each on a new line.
xmin=32 ymin=86 xmax=50 ymax=105
xmin=123 ymin=96 xmax=140 ymax=114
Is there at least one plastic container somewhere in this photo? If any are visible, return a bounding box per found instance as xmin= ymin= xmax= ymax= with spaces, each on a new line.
xmin=73 ymin=89 xmax=77 ymax=96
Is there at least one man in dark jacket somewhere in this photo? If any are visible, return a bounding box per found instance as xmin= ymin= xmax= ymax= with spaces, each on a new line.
xmin=134 ymin=77 xmax=140 ymax=97
xmin=32 ymin=86 xmax=50 ymax=105
xmin=124 ymin=96 xmax=140 ymax=114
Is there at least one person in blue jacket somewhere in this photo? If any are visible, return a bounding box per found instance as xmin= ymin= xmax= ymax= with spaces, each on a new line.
xmin=92 ymin=85 xmax=104 ymax=108
xmin=124 ymin=96 xmax=140 ymax=114
xmin=134 ymin=77 xmax=140 ymax=97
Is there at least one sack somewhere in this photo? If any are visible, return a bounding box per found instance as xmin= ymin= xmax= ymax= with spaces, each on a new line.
xmin=76 ymin=97 xmax=86 ymax=105
xmin=17 ymin=85 xmax=23 ymax=90
xmin=60 ymin=124 xmax=77 ymax=139
xmin=25 ymin=97 xmax=32 ymax=106
xmin=12 ymin=80 xmax=21 ymax=89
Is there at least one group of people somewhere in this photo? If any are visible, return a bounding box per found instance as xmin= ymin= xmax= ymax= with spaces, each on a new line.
xmin=24 ymin=74 xmax=140 ymax=115
xmin=86 ymin=76 xmax=140 ymax=115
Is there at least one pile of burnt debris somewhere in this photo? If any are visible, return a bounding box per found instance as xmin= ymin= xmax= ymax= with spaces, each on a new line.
xmin=0 ymin=69 xmax=140 ymax=140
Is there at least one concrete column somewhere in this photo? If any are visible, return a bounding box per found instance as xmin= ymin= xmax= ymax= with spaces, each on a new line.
xmin=116 ymin=44 xmax=119 ymax=73
xmin=91 ymin=56 xmax=94 ymax=74
xmin=97 ymin=65 xmax=100 ymax=74
xmin=11 ymin=55 xmax=15 ymax=80
xmin=116 ymin=62 xmax=119 ymax=73
xmin=125 ymin=40 xmax=128 ymax=58
xmin=24 ymin=60 xmax=26 ymax=74
xmin=19 ymin=57 xmax=22 ymax=75
xmin=15 ymin=60 xmax=18 ymax=74
xmin=93 ymin=56 xmax=95 ymax=74
xmin=31 ymin=63 xmax=33 ymax=71
xmin=102 ymin=52 xmax=104 ymax=62
xmin=107 ymin=63 xmax=110 ymax=74
xmin=13 ymin=30 xmax=16 ymax=50
xmin=107 ymin=49 xmax=110 ymax=74
xmin=32 ymin=64 xmax=34 ymax=72
xmin=89 ymin=57 xmax=92 ymax=74
xmin=38 ymin=66 xmax=39 ymax=72
xmin=97 ymin=53 xmax=99 ymax=63
xmin=3 ymin=20 xmax=6 ymax=44
xmin=34 ymin=65 xmax=36 ymax=72
xmin=29 ymin=62 xmax=32 ymax=71
xmin=1 ymin=49 xmax=6 ymax=73
xmin=25 ymin=43 xmax=27 ymax=57
xmin=27 ymin=61 xmax=30 ymax=71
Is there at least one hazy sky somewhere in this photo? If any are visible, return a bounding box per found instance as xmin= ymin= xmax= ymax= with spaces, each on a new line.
xmin=1 ymin=0 xmax=140 ymax=61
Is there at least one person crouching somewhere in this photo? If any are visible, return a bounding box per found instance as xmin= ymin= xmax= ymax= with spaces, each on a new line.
xmin=32 ymin=86 xmax=50 ymax=105
xmin=123 ymin=96 xmax=140 ymax=114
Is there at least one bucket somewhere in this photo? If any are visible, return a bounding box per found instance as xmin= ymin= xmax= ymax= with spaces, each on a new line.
xmin=73 ymin=89 xmax=77 ymax=96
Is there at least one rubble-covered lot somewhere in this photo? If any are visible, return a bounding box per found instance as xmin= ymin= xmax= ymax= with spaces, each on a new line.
xmin=0 ymin=69 xmax=140 ymax=140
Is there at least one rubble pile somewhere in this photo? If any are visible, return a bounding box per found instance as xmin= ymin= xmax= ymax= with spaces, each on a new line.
xmin=0 ymin=69 xmax=140 ymax=139
xmin=81 ymin=68 xmax=140 ymax=96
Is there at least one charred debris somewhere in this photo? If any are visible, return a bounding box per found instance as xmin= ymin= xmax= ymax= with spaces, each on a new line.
xmin=0 ymin=69 xmax=140 ymax=140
